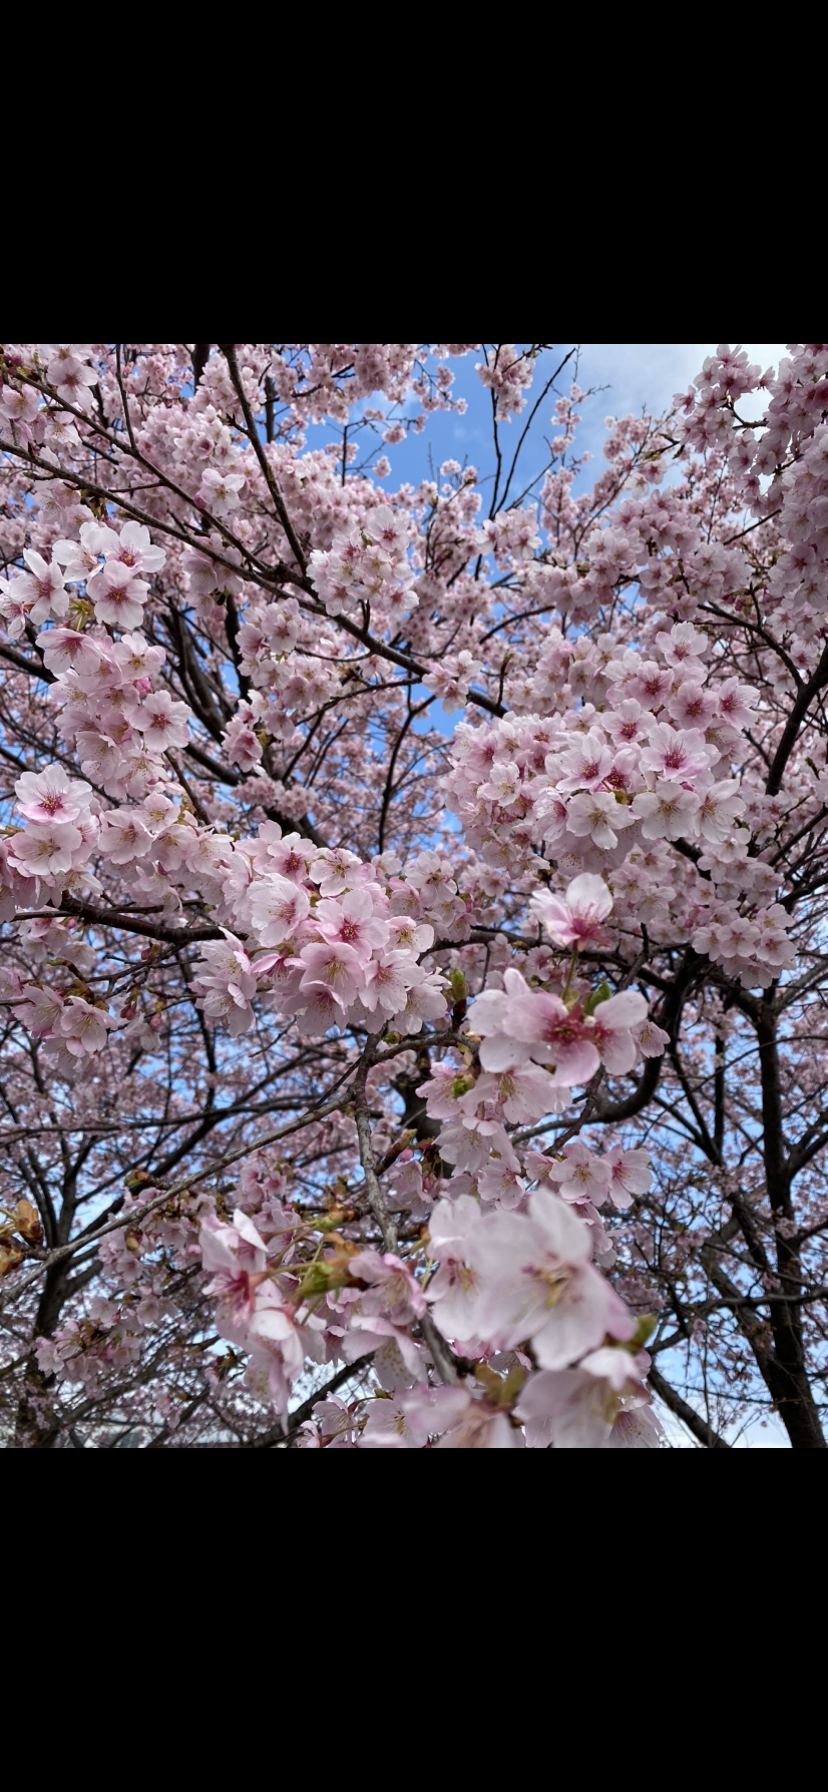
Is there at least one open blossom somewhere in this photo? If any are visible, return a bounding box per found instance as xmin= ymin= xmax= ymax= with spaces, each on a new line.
xmin=360 ymin=949 xmax=415 ymax=1016
xmin=88 ymin=560 xmax=150 ymax=629
xmin=359 ymin=1385 xmax=468 ymax=1448
xmin=516 ymin=1350 xmax=655 ymax=1449
xmin=655 ymin=621 xmax=708 ymax=678
xmin=557 ymin=729 xmax=614 ymax=792
xmin=422 ymin=650 xmax=482 ymax=712
xmin=668 ymin=681 xmax=719 ymax=729
xmin=604 ymin=1146 xmax=652 ymax=1209
xmin=636 ymin=1017 xmax=671 ymax=1056
xmin=98 ymin=810 xmax=154 ymax=864
xmin=349 ymin=1251 xmax=426 ymax=1324
xmin=530 ymin=872 xmax=613 ymax=949
xmin=0 ymin=382 xmax=39 ymax=423
xmin=386 ymin=914 xmax=434 ymax=953
xmin=426 ymin=1197 xmax=483 ymax=1340
xmin=45 ymin=344 xmax=97 ymax=407
xmin=468 ymin=966 xmax=534 ymax=1067
xmin=566 ymin=789 xmax=635 ymax=849
xmin=15 ymin=764 xmax=93 ymax=825
xmin=2 ymin=550 xmax=69 ymax=624
xmin=315 ymin=887 xmax=389 ymax=963
xmin=199 ymin=467 xmax=246 ymax=515
xmin=477 ymin=759 xmax=523 ymax=806
xmin=464 ymin=1062 xmax=565 ymax=1124
xmin=477 ymin=1163 xmax=529 ymax=1207
xmin=585 ymin=988 xmax=649 ymax=1073
xmin=9 ymin=821 xmax=83 ymax=875
xmin=12 ymin=984 xmax=65 ymax=1037
xmin=547 ymin=1141 xmax=612 ymax=1205
xmin=200 ymin=1209 xmax=269 ymax=1345
xmin=58 ymin=997 xmax=114 ymax=1057
xmin=439 ymin=1114 xmax=520 ymax=1176
xmin=604 ymin=698 xmax=648 ymax=746
xmin=193 ymin=934 xmax=259 ymax=1036
xmin=392 ymin=965 xmax=447 ymax=1033
xmin=259 ymin=829 xmax=320 ymax=884
xmin=697 ymin=778 xmax=746 ymax=843
xmin=249 ymin=872 xmax=311 ymax=944
xmin=109 ymin=521 xmax=166 ymax=578
xmin=35 ymin=625 xmax=103 ymax=677
xmin=111 ymin=632 xmax=166 ymax=680
xmin=466 ymin=1188 xmax=634 ymax=1367
xmin=298 ymin=939 xmax=363 ymax=1004
xmin=435 ymin=1393 xmax=522 ymax=1449
xmin=311 ymin=846 xmax=362 ymax=897
xmin=292 ymin=982 xmax=348 ymax=1036
xmin=53 ymin=522 xmax=111 ymax=583
xmin=130 ymin=689 xmax=191 ymax=749
xmin=504 ymin=991 xmax=601 ymax=1086
xmin=640 ymin=723 xmax=710 ymax=783
xmin=632 ymin=779 xmax=700 ymax=840
xmin=371 ymin=1381 xmax=472 ymax=1446
xmin=469 ymin=967 xmax=602 ymax=1085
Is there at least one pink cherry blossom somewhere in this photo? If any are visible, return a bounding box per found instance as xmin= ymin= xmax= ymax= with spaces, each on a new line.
xmin=88 ymin=560 xmax=150 ymax=630
xmin=566 ymin=790 xmax=635 ymax=850
xmin=58 ymin=997 xmax=114 ymax=1057
xmin=248 ymin=872 xmax=311 ymax=944
xmin=585 ymin=989 xmax=649 ymax=1073
xmin=516 ymin=1350 xmax=653 ymax=1448
xmin=506 ymin=991 xmax=602 ymax=1086
xmin=200 ymin=1210 xmax=269 ymax=1345
xmin=298 ymin=940 xmax=363 ymax=1004
xmin=35 ymin=626 xmax=103 ymax=677
xmin=530 ymin=872 xmax=613 ymax=949
xmin=604 ymin=1146 xmax=652 ymax=1209
xmin=467 ymin=1188 xmax=634 ymax=1368
xmin=547 ymin=1141 xmax=612 ymax=1205
xmin=133 ymin=690 xmax=192 ymax=750
xmin=9 ymin=550 xmax=70 ymax=623
xmin=315 ymin=887 xmax=389 ymax=963
xmin=640 ymin=722 xmax=711 ymax=783
xmin=9 ymin=821 xmax=83 ymax=875
xmin=348 ymin=1251 xmax=426 ymax=1324
xmin=424 ymin=1194 xmax=486 ymax=1340
xmin=632 ymin=779 xmax=700 ymax=840
xmin=15 ymin=765 xmax=93 ymax=825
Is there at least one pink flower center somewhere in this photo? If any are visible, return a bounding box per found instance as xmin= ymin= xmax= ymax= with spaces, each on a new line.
xmin=526 ymin=1262 xmax=571 ymax=1307
xmin=543 ymin=1016 xmax=584 ymax=1047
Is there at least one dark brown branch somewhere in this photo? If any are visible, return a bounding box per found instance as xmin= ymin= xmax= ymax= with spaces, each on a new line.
xmin=647 ymin=1366 xmax=732 ymax=1449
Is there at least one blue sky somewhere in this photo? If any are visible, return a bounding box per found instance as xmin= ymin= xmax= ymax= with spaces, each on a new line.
xmin=318 ymin=342 xmax=789 ymax=502
xmin=362 ymin=344 xmax=789 ymax=742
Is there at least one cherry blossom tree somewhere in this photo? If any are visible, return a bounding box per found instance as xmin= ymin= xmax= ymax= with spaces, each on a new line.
xmin=1 ymin=340 xmax=827 ymax=1449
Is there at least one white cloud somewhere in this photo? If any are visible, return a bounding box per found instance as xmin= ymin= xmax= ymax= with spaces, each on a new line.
xmin=571 ymin=343 xmax=788 ymax=425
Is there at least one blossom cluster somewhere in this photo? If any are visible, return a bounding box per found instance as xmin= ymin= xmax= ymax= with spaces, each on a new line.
xmin=195 ymin=1185 xmax=660 ymax=1448
xmin=3 ymin=341 xmax=827 ymax=1451
xmin=308 ymin=504 xmax=415 ymax=621
xmin=444 ymin=622 xmax=795 ymax=986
